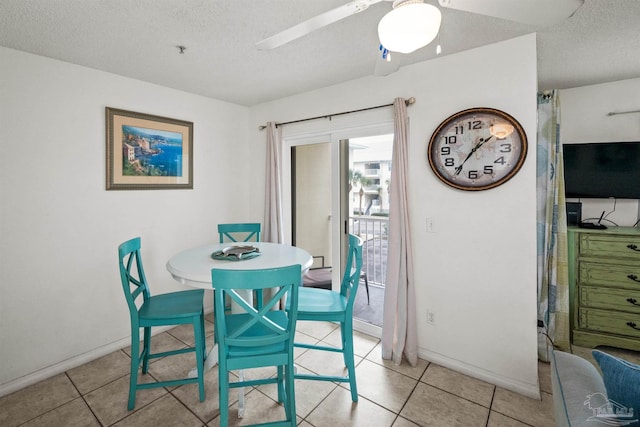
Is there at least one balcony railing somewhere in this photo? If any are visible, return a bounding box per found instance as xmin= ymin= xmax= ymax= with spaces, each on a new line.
xmin=364 ymin=168 xmax=380 ymax=176
xmin=349 ymin=215 xmax=388 ymax=287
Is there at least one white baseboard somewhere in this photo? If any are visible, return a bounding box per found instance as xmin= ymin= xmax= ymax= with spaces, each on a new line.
xmin=353 ymin=319 xmax=382 ymax=338
xmin=418 ymin=347 xmax=541 ymax=400
xmin=0 ymin=336 xmax=129 ymax=398
xmin=1 ymin=305 xmax=216 ymax=399
xmin=0 ymin=324 xmax=174 ymax=399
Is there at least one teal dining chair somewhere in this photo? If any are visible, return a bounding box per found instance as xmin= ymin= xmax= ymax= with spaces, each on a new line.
xmin=303 ymin=254 xmax=370 ymax=304
xmin=118 ymin=237 xmax=206 ymax=411
xmin=286 ymin=233 xmax=364 ymax=402
xmin=217 ymin=222 xmax=262 ymax=314
xmin=218 ymin=223 xmax=261 ymax=243
xmin=212 ymin=264 xmax=301 ymax=427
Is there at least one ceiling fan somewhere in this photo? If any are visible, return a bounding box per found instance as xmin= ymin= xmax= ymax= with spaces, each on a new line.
xmin=256 ymin=0 xmax=584 ymax=75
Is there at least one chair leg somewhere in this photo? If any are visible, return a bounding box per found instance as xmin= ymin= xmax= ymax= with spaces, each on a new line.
xmin=218 ymin=362 xmax=229 ymax=427
xmin=276 ymin=365 xmax=284 ymax=403
xmin=362 ymin=273 xmax=370 ymax=305
xmin=194 ymin=316 xmax=206 ymax=402
xmin=128 ymin=329 xmax=140 ymax=411
xmin=142 ymin=326 xmax=151 ymax=373
xmin=199 ymin=313 xmax=207 ymax=359
xmin=342 ymin=320 xmax=358 ymax=402
xmin=285 ymin=359 xmax=296 ymax=423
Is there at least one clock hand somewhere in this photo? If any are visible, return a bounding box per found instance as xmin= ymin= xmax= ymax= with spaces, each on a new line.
xmin=455 ymin=154 xmax=472 ymax=175
xmin=454 ymin=135 xmax=494 ymax=175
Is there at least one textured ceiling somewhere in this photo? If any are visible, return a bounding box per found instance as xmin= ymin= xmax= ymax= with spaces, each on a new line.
xmin=1 ymin=0 xmax=639 ymax=106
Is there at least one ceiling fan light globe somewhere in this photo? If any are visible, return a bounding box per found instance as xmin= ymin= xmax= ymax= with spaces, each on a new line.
xmin=378 ymin=2 xmax=442 ymax=54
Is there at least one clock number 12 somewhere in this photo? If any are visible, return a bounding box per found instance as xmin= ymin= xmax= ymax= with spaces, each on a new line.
xmin=468 ymin=120 xmax=482 ymax=130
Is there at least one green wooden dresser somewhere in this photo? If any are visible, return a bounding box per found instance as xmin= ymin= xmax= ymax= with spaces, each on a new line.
xmin=568 ymin=226 xmax=640 ymax=351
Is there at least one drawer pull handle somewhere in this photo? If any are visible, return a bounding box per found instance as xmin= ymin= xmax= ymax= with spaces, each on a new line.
xmin=628 ymin=244 xmax=640 ymax=252
xmin=629 ymin=274 xmax=640 ymax=283
xmin=627 ymin=321 xmax=640 ymax=331
xmin=627 ymin=298 xmax=640 ymax=306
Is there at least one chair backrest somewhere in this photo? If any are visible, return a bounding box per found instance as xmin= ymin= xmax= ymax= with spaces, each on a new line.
xmin=340 ymin=234 xmax=364 ymax=310
xmin=218 ymin=223 xmax=261 ymax=243
xmin=212 ymin=265 xmax=301 ymax=351
xmin=118 ymin=237 xmax=150 ymax=326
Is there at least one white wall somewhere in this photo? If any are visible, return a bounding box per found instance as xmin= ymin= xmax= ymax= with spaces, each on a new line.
xmin=0 ymin=33 xmax=542 ymax=398
xmin=560 ymin=78 xmax=640 ymax=225
xmin=0 ymin=47 xmax=252 ymax=394
xmin=249 ymin=34 xmax=540 ymax=397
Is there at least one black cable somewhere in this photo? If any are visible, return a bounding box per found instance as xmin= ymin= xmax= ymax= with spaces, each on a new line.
xmin=582 ymin=217 xmax=619 ymax=227
xmin=538 ymin=323 xmax=575 ymax=354
xmin=603 ymin=198 xmax=617 ymax=221
xmin=538 ymin=322 xmax=557 ymax=355
xmin=540 ymin=330 xmax=556 ymax=348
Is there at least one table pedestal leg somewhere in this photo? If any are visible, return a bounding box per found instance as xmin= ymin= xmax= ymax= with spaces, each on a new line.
xmin=187 ymin=290 xmax=252 ymax=417
xmin=238 ymin=371 xmax=245 ymax=418
xmin=186 ymin=346 xmax=244 ymax=420
xmin=188 ymin=344 xmax=218 ymax=378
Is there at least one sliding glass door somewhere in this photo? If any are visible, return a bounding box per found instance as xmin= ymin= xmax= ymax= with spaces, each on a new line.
xmin=285 ymin=125 xmax=393 ymax=337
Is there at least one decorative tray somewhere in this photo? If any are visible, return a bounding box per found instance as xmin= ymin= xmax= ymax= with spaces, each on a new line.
xmin=211 ymin=245 xmax=261 ymax=261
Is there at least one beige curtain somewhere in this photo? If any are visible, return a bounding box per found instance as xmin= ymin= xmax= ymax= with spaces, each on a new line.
xmin=263 ymin=122 xmax=284 ymax=243
xmin=381 ymin=98 xmax=417 ymax=366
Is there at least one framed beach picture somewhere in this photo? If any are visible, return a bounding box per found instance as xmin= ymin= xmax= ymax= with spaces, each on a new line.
xmin=106 ymin=107 xmax=193 ymax=190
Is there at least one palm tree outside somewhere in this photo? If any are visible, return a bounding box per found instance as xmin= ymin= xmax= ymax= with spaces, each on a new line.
xmin=348 ymin=169 xmax=371 ymax=215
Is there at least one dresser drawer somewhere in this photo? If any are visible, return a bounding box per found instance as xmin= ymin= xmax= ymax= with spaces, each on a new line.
xmin=579 ymin=286 xmax=640 ymax=314
xmin=578 ymin=260 xmax=640 ymax=289
xmin=579 ymin=233 xmax=640 ymax=259
xmin=578 ymin=307 xmax=640 ymax=339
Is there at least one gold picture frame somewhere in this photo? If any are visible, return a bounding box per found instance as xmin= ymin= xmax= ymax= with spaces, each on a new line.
xmin=106 ymin=107 xmax=193 ymax=190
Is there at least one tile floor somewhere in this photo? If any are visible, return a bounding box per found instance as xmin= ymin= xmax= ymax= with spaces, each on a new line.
xmin=5 ymin=315 xmax=633 ymax=427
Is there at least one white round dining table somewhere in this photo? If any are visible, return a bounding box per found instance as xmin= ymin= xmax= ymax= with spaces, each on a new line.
xmin=167 ymin=241 xmax=313 ymax=319
xmin=166 ymin=241 xmax=313 ymax=288
xmin=165 ymin=240 xmax=313 ymax=401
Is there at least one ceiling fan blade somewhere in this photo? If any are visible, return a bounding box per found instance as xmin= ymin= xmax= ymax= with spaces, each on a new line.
xmin=437 ymin=0 xmax=584 ymax=26
xmin=256 ymin=0 xmax=386 ymax=50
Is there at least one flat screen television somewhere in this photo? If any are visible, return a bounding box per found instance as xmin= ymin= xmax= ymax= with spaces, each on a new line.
xmin=562 ymin=141 xmax=640 ymax=199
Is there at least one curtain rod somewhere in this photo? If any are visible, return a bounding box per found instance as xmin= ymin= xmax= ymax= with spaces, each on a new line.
xmin=607 ymin=109 xmax=640 ymax=116
xmin=258 ymin=97 xmax=416 ymax=130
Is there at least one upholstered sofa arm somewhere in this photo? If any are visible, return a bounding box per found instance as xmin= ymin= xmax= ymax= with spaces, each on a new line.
xmin=550 ymin=350 xmax=618 ymax=427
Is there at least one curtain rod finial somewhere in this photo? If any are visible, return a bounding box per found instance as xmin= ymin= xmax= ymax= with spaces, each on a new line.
xmin=406 ymin=97 xmax=416 ymax=106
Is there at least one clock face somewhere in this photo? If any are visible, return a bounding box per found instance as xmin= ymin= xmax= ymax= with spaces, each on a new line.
xmin=427 ymin=107 xmax=527 ymax=191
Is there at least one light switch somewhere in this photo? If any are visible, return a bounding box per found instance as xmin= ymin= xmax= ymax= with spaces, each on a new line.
xmin=426 ymin=217 xmax=435 ymax=233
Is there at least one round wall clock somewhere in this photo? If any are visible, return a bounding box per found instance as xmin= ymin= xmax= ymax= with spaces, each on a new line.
xmin=427 ymin=107 xmax=527 ymax=191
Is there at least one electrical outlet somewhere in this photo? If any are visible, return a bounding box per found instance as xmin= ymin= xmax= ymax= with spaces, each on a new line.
xmin=427 ymin=309 xmax=435 ymax=325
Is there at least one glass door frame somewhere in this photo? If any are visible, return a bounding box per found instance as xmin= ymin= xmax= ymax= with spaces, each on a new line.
xmin=284 ymin=134 xmax=341 ymax=288
xmin=282 ymin=122 xmax=394 ymax=338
